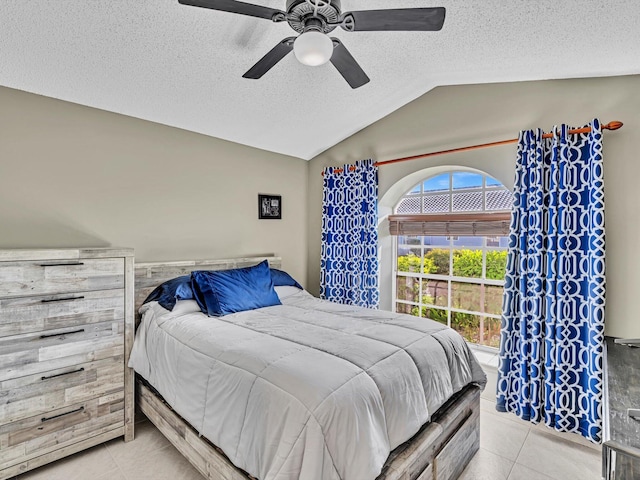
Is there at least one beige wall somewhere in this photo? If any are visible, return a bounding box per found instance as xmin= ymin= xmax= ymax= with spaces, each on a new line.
xmin=308 ymin=75 xmax=640 ymax=338
xmin=0 ymin=86 xmax=308 ymax=286
xmin=3 ymin=75 xmax=639 ymax=337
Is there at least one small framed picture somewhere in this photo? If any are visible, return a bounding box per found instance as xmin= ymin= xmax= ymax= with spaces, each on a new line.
xmin=258 ymin=194 xmax=282 ymax=220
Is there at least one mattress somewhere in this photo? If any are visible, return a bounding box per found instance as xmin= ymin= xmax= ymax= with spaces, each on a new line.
xmin=129 ymin=290 xmax=486 ymax=480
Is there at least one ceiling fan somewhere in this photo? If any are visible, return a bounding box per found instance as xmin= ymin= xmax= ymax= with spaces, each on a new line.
xmin=178 ymin=0 xmax=446 ymax=89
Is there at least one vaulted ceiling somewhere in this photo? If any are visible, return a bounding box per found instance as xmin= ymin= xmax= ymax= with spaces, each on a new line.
xmin=1 ymin=1 xmax=639 ymax=160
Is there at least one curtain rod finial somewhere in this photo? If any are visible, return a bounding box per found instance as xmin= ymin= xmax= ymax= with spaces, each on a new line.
xmin=606 ymin=121 xmax=624 ymax=131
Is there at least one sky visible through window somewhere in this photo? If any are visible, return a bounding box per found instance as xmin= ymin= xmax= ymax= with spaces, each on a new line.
xmin=410 ymin=172 xmax=501 ymax=194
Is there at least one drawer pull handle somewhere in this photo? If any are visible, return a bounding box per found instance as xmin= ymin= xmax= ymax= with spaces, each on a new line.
xmin=41 ymin=406 xmax=85 ymax=423
xmin=40 ymin=328 xmax=85 ymax=339
xmin=38 ymin=262 xmax=85 ymax=267
xmin=41 ymin=296 xmax=85 ymax=304
xmin=41 ymin=367 xmax=85 ymax=381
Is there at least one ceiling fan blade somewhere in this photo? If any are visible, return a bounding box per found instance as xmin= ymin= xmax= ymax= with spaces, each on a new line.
xmin=341 ymin=7 xmax=446 ymax=32
xmin=243 ymin=38 xmax=295 ymax=79
xmin=329 ymin=39 xmax=369 ymax=89
xmin=178 ymin=0 xmax=286 ymax=22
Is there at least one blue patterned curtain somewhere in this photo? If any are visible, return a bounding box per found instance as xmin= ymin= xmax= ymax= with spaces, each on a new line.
xmin=497 ymin=119 xmax=606 ymax=443
xmin=320 ymin=159 xmax=379 ymax=308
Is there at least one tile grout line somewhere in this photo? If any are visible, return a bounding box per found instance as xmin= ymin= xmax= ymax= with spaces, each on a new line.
xmin=483 ymin=399 xmax=601 ymax=453
xmin=477 ymin=405 xmax=530 ymax=467
xmin=510 ymin=429 xmax=573 ymax=480
xmin=104 ymin=423 xmax=177 ymax=479
xmin=103 ymin=441 xmax=129 ymax=480
xmin=479 ymin=394 xmax=539 ymax=471
xmin=530 ymin=423 xmax=602 ymax=452
xmin=474 ymin=446 xmax=519 ymax=472
xmin=507 ymin=427 xmax=532 ymax=478
xmin=485 ymin=410 xmax=601 ymax=480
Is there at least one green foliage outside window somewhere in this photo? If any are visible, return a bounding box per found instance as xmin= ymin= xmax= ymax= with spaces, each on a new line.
xmin=396 ymin=253 xmax=436 ymax=274
xmin=452 ymin=249 xmax=483 ymax=277
xmin=486 ymin=251 xmax=508 ymax=280
xmin=397 ymin=248 xmax=507 ymax=281
xmin=396 ymin=246 xmax=507 ymax=348
xmin=411 ymin=303 xmax=447 ymax=325
xmin=425 ymin=249 xmax=450 ymax=275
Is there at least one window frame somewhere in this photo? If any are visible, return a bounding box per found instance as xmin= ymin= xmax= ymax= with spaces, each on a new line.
xmin=396 ymin=171 xmax=512 ymax=215
xmin=392 ymin=171 xmax=510 ymax=349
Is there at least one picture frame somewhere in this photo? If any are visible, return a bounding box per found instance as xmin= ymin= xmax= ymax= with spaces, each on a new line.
xmin=258 ymin=194 xmax=282 ymax=220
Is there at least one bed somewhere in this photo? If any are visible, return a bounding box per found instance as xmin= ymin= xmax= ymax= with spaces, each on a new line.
xmin=130 ymin=256 xmax=486 ymax=480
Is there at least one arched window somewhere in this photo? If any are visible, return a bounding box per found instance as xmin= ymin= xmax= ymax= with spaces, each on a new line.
xmin=392 ymin=171 xmax=511 ymax=348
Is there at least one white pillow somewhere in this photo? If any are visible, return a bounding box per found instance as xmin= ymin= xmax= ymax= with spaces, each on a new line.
xmin=275 ymin=286 xmax=302 ymax=300
xmin=171 ymin=299 xmax=202 ymax=315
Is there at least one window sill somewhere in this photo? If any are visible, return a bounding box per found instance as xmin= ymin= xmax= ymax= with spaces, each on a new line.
xmin=468 ymin=342 xmax=499 ymax=369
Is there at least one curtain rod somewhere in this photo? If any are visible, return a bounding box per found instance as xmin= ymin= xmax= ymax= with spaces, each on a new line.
xmin=325 ymin=120 xmax=623 ymax=175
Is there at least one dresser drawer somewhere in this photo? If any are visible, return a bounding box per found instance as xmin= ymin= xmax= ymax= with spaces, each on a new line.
xmin=0 ymin=320 xmax=124 ymax=382
xmin=0 ymin=258 xmax=124 ymax=298
xmin=0 ymin=394 xmax=124 ymax=470
xmin=0 ymin=355 xmax=124 ymax=424
xmin=0 ymin=289 xmax=124 ymax=338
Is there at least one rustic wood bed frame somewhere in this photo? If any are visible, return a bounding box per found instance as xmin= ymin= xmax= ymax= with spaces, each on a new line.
xmin=133 ymin=256 xmax=481 ymax=480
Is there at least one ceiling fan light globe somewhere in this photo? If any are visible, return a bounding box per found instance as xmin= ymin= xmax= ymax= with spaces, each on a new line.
xmin=293 ymin=31 xmax=333 ymax=66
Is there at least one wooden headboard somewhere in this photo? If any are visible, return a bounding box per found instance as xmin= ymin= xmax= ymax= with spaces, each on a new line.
xmin=134 ymin=256 xmax=282 ymax=325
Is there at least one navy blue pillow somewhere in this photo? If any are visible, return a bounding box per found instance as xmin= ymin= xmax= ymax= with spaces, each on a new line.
xmin=143 ymin=275 xmax=194 ymax=311
xmin=191 ymin=260 xmax=281 ymax=316
xmin=270 ymin=268 xmax=303 ymax=289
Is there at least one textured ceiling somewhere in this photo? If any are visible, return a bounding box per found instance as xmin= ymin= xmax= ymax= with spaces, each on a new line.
xmin=1 ymin=1 xmax=639 ymax=160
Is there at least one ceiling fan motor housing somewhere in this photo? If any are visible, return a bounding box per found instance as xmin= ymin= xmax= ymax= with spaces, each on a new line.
xmin=286 ymin=0 xmax=342 ymax=33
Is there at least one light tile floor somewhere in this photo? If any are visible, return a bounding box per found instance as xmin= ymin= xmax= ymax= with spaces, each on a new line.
xmin=12 ymin=359 xmax=602 ymax=480
xmin=461 ymin=348 xmax=602 ymax=480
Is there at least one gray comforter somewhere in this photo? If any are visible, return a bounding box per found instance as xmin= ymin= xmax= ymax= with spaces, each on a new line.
xmin=130 ymin=290 xmax=486 ymax=480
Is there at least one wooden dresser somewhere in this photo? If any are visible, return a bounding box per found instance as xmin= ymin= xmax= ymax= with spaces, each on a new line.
xmin=0 ymin=248 xmax=134 ymax=479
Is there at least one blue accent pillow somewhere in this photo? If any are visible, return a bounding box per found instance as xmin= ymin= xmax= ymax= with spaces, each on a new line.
xmin=191 ymin=260 xmax=281 ymax=317
xmin=143 ymin=275 xmax=194 ymax=311
xmin=270 ymin=268 xmax=303 ymax=289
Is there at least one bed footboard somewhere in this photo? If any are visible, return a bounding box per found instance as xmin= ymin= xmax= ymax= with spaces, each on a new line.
xmin=378 ymin=385 xmax=480 ymax=480
xmin=137 ymin=377 xmax=480 ymax=480
xmin=138 ymin=379 xmax=255 ymax=480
